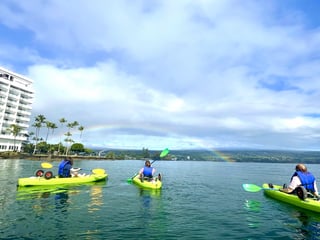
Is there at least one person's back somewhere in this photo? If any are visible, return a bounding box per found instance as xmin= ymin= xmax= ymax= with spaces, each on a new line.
xmin=58 ymin=158 xmax=73 ymax=178
xmin=293 ymin=166 xmax=316 ymax=192
xmin=280 ymin=163 xmax=319 ymax=198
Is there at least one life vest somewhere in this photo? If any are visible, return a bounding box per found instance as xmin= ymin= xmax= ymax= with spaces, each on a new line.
xmin=143 ymin=166 xmax=153 ymax=177
xmin=58 ymin=160 xmax=71 ymax=177
xmin=291 ymin=171 xmax=316 ymax=192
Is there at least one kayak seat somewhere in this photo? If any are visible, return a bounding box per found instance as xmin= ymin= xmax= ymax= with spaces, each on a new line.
xmin=295 ymin=186 xmax=308 ymax=200
xmin=142 ymin=177 xmax=153 ymax=182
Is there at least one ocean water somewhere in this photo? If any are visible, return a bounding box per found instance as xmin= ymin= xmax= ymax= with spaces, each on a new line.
xmin=1 ymin=159 xmax=320 ymax=239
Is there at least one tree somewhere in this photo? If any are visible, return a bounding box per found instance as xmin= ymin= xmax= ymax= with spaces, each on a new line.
xmin=33 ymin=114 xmax=46 ymax=154
xmin=50 ymin=123 xmax=58 ymax=137
xmin=78 ymin=126 xmax=84 ymax=139
xmin=7 ymin=124 xmax=22 ymax=151
xmin=142 ymin=147 xmax=150 ymax=158
xmin=58 ymin=118 xmax=67 ymax=154
xmin=64 ymin=121 xmax=80 ymax=155
xmin=105 ymin=151 xmax=116 ymax=159
xmin=37 ymin=141 xmax=49 ymax=154
xmin=71 ymin=143 xmax=85 ymax=153
xmin=64 ymin=131 xmax=73 ymax=155
xmin=45 ymin=121 xmax=57 ymax=142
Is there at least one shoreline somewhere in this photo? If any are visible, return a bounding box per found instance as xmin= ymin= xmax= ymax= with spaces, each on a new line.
xmin=0 ymin=153 xmax=125 ymax=161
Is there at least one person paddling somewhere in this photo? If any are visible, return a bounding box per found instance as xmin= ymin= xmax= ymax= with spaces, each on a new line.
xmin=139 ymin=160 xmax=155 ymax=182
xmin=280 ymin=163 xmax=319 ymax=199
xmin=58 ymin=157 xmax=73 ymax=178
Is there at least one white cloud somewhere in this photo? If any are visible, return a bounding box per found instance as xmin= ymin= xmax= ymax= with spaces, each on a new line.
xmin=1 ymin=0 xmax=320 ymax=150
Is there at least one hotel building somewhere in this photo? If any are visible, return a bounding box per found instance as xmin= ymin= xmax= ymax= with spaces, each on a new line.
xmin=0 ymin=66 xmax=34 ymax=152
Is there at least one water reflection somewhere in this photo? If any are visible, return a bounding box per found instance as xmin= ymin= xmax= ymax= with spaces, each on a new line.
xmin=244 ymin=199 xmax=261 ymax=212
xmin=88 ymin=184 xmax=104 ymax=213
xmin=138 ymin=188 xmax=161 ymax=207
xmin=55 ymin=192 xmax=69 ymax=206
xmin=292 ymin=210 xmax=320 ymax=239
xmin=16 ymin=185 xmax=68 ymax=200
xmin=244 ymin=199 xmax=262 ymax=228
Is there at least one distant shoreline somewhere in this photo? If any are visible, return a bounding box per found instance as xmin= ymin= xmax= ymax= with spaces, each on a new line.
xmin=0 ymin=153 xmax=121 ymax=161
xmin=1 ymin=149 xmax=320 ymax=163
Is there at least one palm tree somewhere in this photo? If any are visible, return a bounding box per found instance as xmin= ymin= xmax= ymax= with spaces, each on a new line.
xmin=58 ymin=118 xmax=67 ymax=154
xmin=64 ymin=131 xmax=73 ymax=155
xmin=50 ymin=123 xmax=58 ymax=136
xmin=64 ymin=121 xmax=80 ymax=155
xmin=45 ymin=121 xmax=54 ymax=142
xmin=32 ymin=114 xmax=46 ymax=154
xmin=78 ymin=126 xmax=84 ymax=139
xmin=59 ymin=118 xmax=67 ymax=126
xmin=71 ymin=121 xmax=79 ymax=129
xmin=7 ymin=124 xmax=22 ymax=151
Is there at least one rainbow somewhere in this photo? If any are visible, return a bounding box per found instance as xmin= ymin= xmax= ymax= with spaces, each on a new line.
xmin=186 ymin=138 xmax=235 ymax=162
xmin=81 ymin=124 xmax=235 ymax=162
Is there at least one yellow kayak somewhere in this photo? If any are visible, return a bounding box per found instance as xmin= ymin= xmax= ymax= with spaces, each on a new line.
xmin=262 ymin=183 xmax=320 ymax=213
xmin=132 ymin=174 xmax=162 ymax=190
xmin=18 ymin=171 xmax=107 ymax=187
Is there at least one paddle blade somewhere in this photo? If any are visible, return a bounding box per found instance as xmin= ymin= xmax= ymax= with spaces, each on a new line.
xmin=127 ymin=173 xmax=138 ymax=183
xmin=160 ymin=148 xmax=169 ymax=158
xmin=92 ymin=168 xmax=106 ymax=175
xmin=242 ymin=184 xmax=262 ymax=192
xmin=41 ymin=162 xmax=53 ymax=169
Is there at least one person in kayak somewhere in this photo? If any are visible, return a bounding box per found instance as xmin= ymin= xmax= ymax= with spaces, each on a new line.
xmin=139 ymin=160 xmax=155 ymax=182
xmin=58 ymin=157 xmax=73 ymax=178
xmin=280 ymin=163 xmax=319 ymax=198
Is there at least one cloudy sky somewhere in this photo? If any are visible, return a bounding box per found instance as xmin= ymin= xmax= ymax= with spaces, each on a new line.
xmin=1 ymin=0 xmax=320 ymax=150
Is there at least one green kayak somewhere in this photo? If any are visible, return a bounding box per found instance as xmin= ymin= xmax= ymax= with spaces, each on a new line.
xmin=262 ymin=183 xmax=320 ymax=213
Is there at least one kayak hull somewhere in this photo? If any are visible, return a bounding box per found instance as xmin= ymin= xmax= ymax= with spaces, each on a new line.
xmin=18 ymin=173 xmax=107 ymax=187
xmin=132 ymin=174 xmax=162 ymax=189
xmin=262 ymin=183 xmax=320 ymax=213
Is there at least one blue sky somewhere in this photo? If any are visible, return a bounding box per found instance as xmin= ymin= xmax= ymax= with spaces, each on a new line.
xmin=1 ymin=0 xmax=320 ymax=150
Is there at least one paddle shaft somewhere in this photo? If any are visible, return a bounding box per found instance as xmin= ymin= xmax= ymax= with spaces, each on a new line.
xmin=127 ymin=148 xmax=169 ymax=183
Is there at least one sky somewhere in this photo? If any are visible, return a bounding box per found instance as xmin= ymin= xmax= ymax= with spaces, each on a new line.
xmin=1 ymin=0 xmax=320 ymax=151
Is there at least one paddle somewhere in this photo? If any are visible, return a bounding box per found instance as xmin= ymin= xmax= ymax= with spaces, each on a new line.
xmin=127 ymin=148 xmax=169 ymax=183
xmin=151 ymin=147 xmax=170 ymax=164
xmin=40 ymin=162 xmax=106 ymax=175
xmin=242 ymin=183 xmax=278 ymax=192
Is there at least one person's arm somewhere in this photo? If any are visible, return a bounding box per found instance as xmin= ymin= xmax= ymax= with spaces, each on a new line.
xmin=280 ymin=187 xmax=294 ymax=193
xmin=280 ymin=176 xmax=300 ymax=193
xmin=152 ymin=168 xmax=155 ymax=175
xmin=65 ymin=164 xmax=72 ymax=176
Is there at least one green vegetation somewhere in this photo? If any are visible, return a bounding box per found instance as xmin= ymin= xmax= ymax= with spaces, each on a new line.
xmin=24 ymin=114 xmax=85 ymax=156
xmin=6 ymin=124 xmax=22 ymax=151
xmin=164 ymin=149 xmax=320 ymax=163
xmin=72 ymin=149 xmax=320 ymax=163
xmin=16 ymin=115 xmax=320 ymax=163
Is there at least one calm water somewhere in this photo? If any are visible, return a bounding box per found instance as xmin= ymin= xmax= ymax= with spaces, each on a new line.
xmin=1 ymin=159 xmax=320 ymax=239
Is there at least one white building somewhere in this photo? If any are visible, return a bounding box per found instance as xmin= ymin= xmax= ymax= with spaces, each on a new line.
xmin=0 ymin=66 xmax=34 ymax=152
